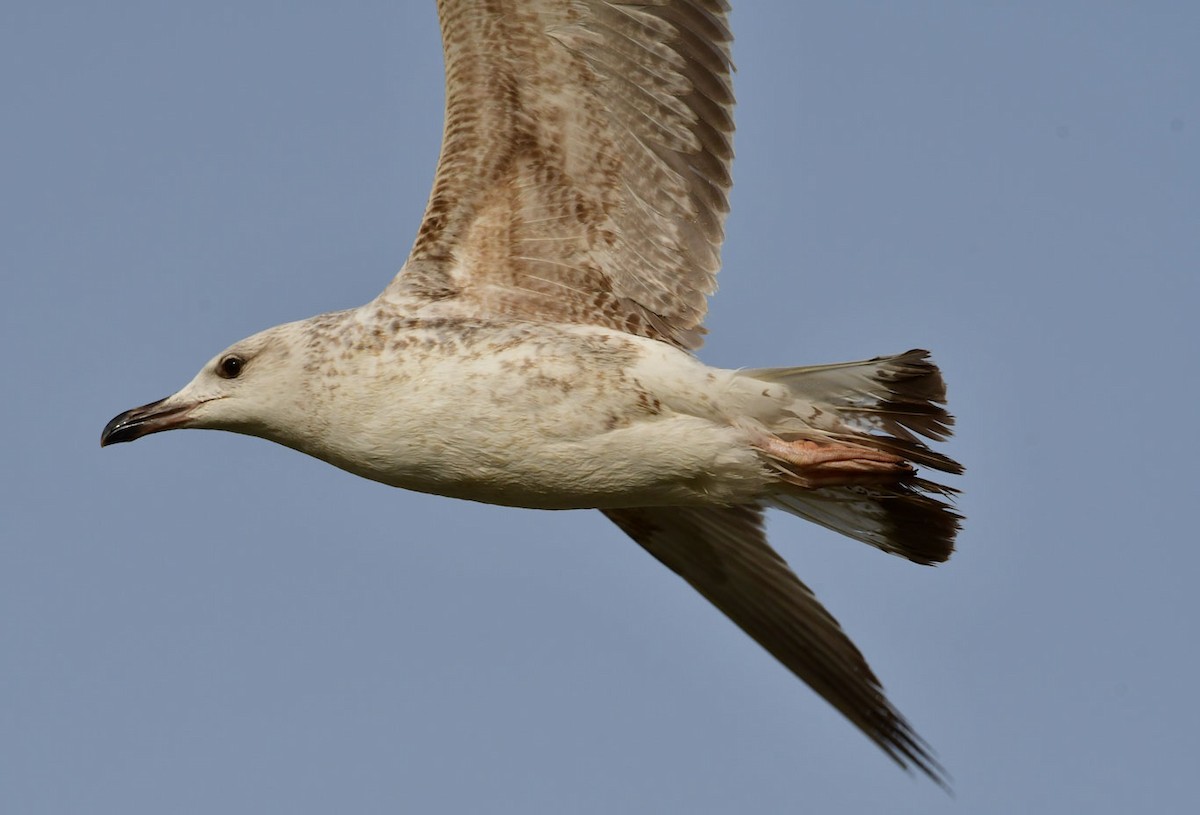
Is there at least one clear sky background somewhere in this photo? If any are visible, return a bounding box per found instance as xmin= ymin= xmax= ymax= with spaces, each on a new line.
xmin=3 ymin=2 xmax=1198 ymax=813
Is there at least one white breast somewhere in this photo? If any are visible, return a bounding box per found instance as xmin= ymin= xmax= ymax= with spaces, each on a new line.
xmin=297 ymin=322 xmax=772 ymax=509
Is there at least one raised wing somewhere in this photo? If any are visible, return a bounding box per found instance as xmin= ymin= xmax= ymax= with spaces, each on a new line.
xmin=603 ymin=504 xmax=950 ymax=787
xmin=387 ymin=0 xmax=735 ymax=349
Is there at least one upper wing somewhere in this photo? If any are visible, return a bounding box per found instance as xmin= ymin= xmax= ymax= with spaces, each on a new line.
xmin=602 ymin=504 xmax=949 ymax=787
xmin=386 ymin=0 xmax=735 ymax=349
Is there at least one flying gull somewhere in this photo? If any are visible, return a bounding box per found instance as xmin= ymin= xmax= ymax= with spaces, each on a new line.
xmin=102 ymin=0 xmax=962 ymax=785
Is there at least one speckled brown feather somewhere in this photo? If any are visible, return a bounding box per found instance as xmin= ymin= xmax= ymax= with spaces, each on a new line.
xmin=99 ymin=1 xmax=963 ymax=788
xmin=390 ymin=0 xmax=734 ymax=349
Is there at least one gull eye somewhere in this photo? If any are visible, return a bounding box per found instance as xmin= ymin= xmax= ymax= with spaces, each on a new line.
xmin=217 ymin=354 xmax=245 ymax=379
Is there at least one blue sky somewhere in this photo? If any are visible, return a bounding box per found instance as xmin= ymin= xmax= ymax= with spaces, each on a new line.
xmin=3 ymin=2 xmax=1198 ymax=812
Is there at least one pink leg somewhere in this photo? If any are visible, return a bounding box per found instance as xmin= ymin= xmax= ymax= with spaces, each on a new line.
xmin=757 ymin=437 xmax=912 ymax=489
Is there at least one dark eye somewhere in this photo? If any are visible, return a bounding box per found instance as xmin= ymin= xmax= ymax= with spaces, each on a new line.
xmin=217 ymin=354 xmax=245 ymax=379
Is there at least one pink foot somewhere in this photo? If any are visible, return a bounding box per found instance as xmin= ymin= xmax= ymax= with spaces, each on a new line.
xmin=757 ymin=437 xmax=912 ymax=488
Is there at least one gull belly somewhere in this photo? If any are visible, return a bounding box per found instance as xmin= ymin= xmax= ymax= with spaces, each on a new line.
xmin=298 ymin=317 xmax=771 ymax=510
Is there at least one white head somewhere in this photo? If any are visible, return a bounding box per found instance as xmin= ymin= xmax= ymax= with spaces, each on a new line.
xmin=101 ymin=318 xmax=328 ymax=451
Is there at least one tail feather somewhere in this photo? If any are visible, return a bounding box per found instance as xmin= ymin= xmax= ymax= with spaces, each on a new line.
xmin=769 ymin=482 xmax=960 ymax=566
xmin=747 ymin=350 xmax=962 ymax=565
xmin=745 ymin=349 xmax=958 ymax=454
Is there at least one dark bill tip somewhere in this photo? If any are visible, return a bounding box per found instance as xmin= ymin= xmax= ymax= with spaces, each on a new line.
xmin=101 ymin=397 xmax=190 ymax=447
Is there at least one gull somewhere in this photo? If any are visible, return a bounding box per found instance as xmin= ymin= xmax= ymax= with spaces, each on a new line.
xmin=102 ymin=0 xmax=962 ymax=785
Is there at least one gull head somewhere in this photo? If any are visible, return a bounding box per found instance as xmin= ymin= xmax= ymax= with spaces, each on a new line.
xmin=101 ymin=320 xmax=317 ymax=449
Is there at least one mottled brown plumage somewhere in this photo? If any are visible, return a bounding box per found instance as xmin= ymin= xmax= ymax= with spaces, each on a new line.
xmin=390 ymin=0 xmax=734 ymax=350
xmin=384 ymin=2 xmax=957 ymax=785
xmin=102 ymin=1 xmax=961 ymax=788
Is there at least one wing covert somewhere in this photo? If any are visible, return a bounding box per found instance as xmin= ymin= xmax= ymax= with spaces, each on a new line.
xmin=388 ymin=0 xmax=735 ymax=349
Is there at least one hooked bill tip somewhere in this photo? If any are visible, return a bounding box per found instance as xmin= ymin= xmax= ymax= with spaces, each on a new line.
xmin=100 ymin=397 xmax=177 ymax=447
